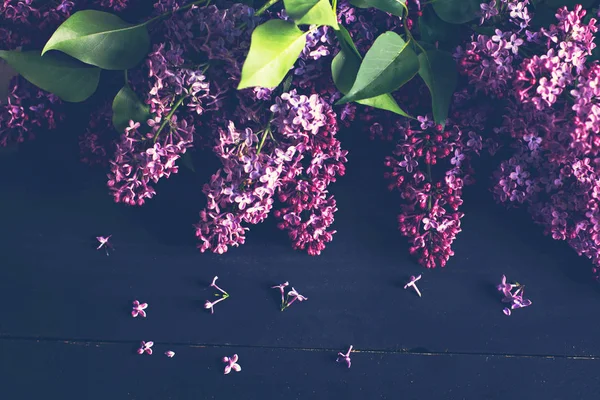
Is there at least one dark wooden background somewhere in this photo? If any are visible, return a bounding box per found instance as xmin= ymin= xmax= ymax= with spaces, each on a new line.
xmin=1 ymin=121 xmax=600 ymax=400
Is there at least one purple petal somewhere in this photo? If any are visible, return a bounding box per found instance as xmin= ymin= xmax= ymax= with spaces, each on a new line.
xmin=503 ymin=308 xmax=511 ymax=316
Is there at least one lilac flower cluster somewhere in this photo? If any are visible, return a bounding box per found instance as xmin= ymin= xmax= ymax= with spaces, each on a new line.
xmin=490 ymin=6 xmax=600 ymax=278
xmin=0 ymin=76 xmax=62 ymax=147
xmin=0 ymin=0 xmax=135 ymax=148
xmin=195 ymin=90 xmax=347 ymax=256
xmin=385 ymin=115 xmax=476 ymax=268
xmin=194 ymin=121 xmax=283 ymax=253
xmin=271 ymin=91 xmax=348 ymax=255
xmin=497 ymin=275 xmax=532 ymax=316
xmin=271 ymin=281 xmax=308 ymax=311
xmin=106 ymin=39 xmax=216 ymax=205
xmin=455 ymin=0 xmax=532 ymax=98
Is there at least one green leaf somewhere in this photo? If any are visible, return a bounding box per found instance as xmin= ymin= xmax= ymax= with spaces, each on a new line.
xmin=112 ymin=85 xmax=150 ymax=133
xmin=419 ymin=6 xmax=461 ymax=47
xmin=180 ymin=151 xmax=196 ymax=173
xmin=349 ymin=0 xmax=406 ymax=17
xmin=331 ymin=27 xmax=410 ymax=117
xmin=42 ymin=10 xmax=150 ymax=70
xmin=238 ymin=20 xmax=308 ymax=90
xmin=417 ymin=49 xmax=457 ymax=126
xmin=432 ymin=0 xmax=482 ymax=24
xmin=336 ymin=31 xmax=419 ymax=104
xmin=0 ymin=50 xmax=100 ymax=102
xmin=283 ymin=0 xmax=339 ymax=29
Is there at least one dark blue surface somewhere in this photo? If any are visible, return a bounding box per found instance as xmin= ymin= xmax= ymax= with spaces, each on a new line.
xmin=1 ymin=127 xmax=600 ymax=399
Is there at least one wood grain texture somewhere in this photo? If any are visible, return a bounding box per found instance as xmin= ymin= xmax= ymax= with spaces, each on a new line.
xmin=2 ymin=338 xmax=599 ymax=400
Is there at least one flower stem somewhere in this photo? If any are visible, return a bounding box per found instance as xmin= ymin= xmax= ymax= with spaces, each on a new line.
xmin=144 ymin=0 xmax=210 ymax=26
xmin=426 ymin=162 xmax=432 ymax=210
xmin=152 ymin=64 xmax=209 ymax=142
xmin=257 ymin=126 xmax=270 ymax=154
xmin=153 ymin=95 xmax=185 ymax=142
xmin=257 ymin=113 xmax=275 ymax=154
xmin=255 ymin=0 xmax=280 ymax=17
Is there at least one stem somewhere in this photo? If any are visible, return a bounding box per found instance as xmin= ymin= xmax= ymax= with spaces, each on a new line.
xmin=152 ymin=64 xmax=209 ymax=142
xmin=124 ymin=69 xmax=129 ymax=87
xmin=404 ymin=22 xmax=426 ymax=54
xmin=153 ymin=95 xmax=185 ymax=142
xmin=257 ymin=113 xmax=275 ymax=154
xmin=426 ymin=162 xmax=432 ymax=210
xmin=255 ymin=0 xmax=280 ymax=17
xmin=144 ymin=0 xmax=210 ymax=26
xmin=257 ymin=126 xmax=270 ymax=154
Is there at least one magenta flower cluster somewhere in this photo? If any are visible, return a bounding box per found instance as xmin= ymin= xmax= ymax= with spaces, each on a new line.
xmin=477 ymin=4 xmax=600 ymax=278
xmin=195 ymin=89 xmax=347 ymax=256
xmin=497 ymin=275 xmax=532 ymax=316
xmin=8 ymin=0 xmax=600 ymax=277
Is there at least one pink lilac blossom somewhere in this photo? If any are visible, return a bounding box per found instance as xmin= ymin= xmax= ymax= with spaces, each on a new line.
xmin=204 ymin=276 xmax=230 ymax=314
xmin=281 ymin=287 xmax=308 ymax=311
xmin=491 ymin=6 xmax=600 ymax=278
xmin=137 ymin=341 xmax=154 ymax=355
xmin=271 ymin=281 xmax=290 ymax=308
xmin=0 ymin=76 xmax=63 ymax=148
xmin=456 ymin=0 xmax=534 ymax=98
xmin=336 ymin=345 xmax=353 ymax=368
xmin=403 ymin=274 xmax=422 ymax=297
xmin=196 ymin=90 xmax=347 ymax=256
xmin=107 ymin=3 xmax=248 ymax=205
xmin=131 ymin=300 xmax=148 ymax=318
xmin=96 ymin=235 xmax=113 ymax=255
xmin=194 ymin=121 xmax=283 ymax=253
xmin=222 ymin=354 xmax=241 ymax=374
xmin=106 ymin=41 xmax=214 ymax=205
xmin=271 ymin=90 xmax=348 ymax=256
xmin=165 ymin=350 xmax=175 ymax=357
xmin=497 ymin=275 xmax=532 ymax=315
xmin=384 ymin=111 xmax=483 ymax=268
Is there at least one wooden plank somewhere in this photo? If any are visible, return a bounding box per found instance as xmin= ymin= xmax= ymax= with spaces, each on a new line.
xmin=1 ymin=135 xmax=600 ymax=356
xmin=1 ymin=339 xmax=599 ymax=400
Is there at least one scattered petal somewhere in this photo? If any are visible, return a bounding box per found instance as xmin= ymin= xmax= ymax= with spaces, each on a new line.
xmin=132 ymin=300 xmax=148 ymax=318
xmin=336 ymin=345 xmax=353 ymax=368
xmin=403 ymin=275 xmax=422 ymax=297
xmin=165 ymin=351 xmax=175 ymax=358
xmin=223 ymin=353 xmax=241 ymax=374
xmin=138 ymin=341 xmax=153 ymax=355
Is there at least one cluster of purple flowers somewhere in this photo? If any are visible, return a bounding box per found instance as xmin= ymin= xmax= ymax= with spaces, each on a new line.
xmin=384 ymin=110 xmax=485 ymax=268
xmin=78 ymin=1 xmax=348 ymax=255
xmin=484 ymin=4 xmax=600 ymax=278
xmin=497 ymin=275 xmax=532 ymax=316
xmin=9 ymin=0 xmax=600 ymax=274
xmin=195 ymin=90 xmax=347 ymax=256
xmin=0 ymin=0 xmax=135 ymax=149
